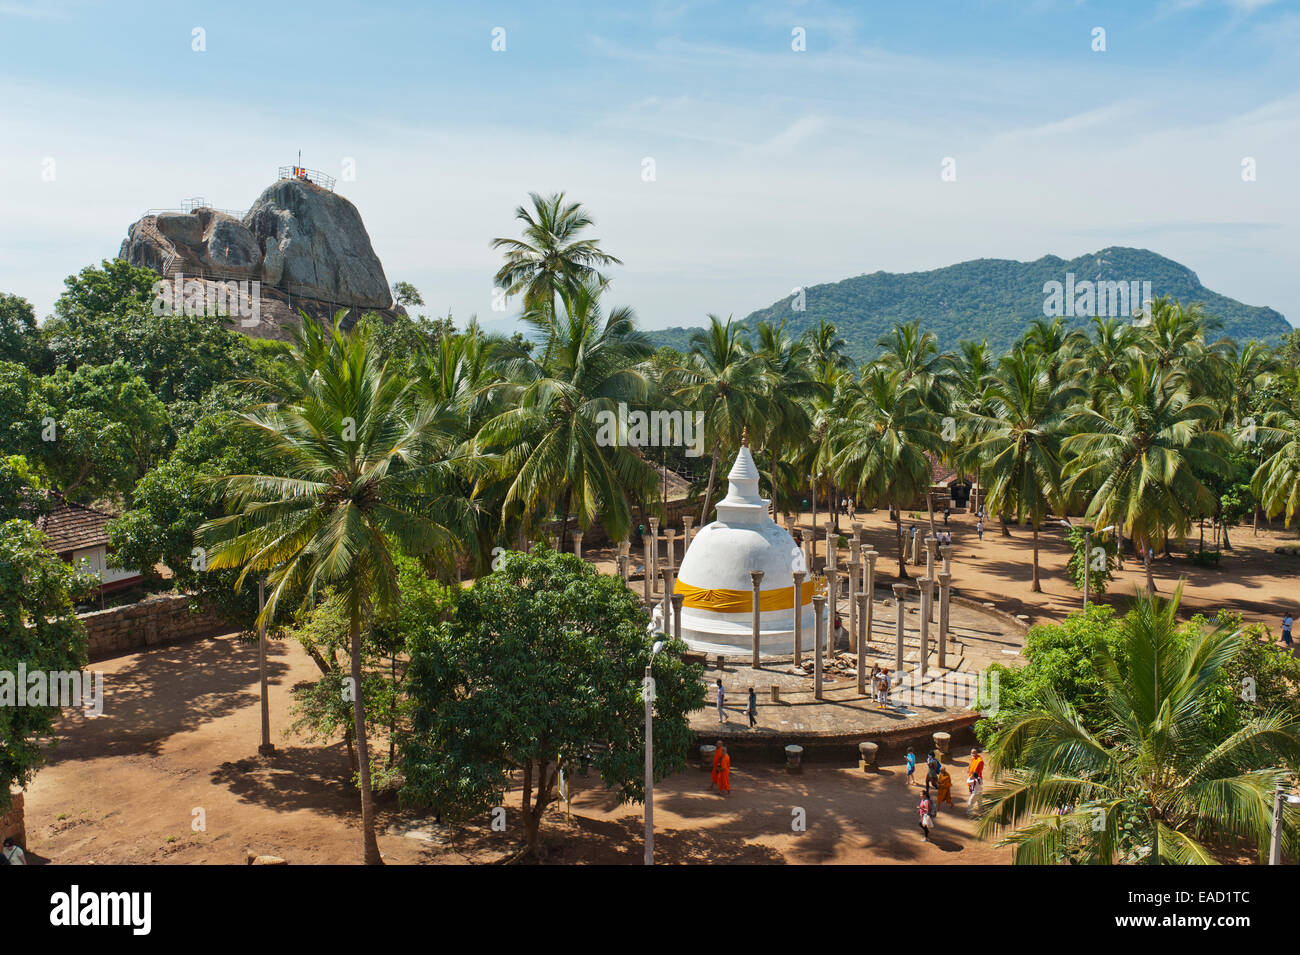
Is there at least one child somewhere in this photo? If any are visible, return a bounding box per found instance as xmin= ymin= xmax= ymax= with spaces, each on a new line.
xmin=905 ymin=746 xmax=917 ymax=786
xmin=918 ymin=789 xmax=935 ymax=842
xmin=746 ymin=686 xmax=758 ymax=729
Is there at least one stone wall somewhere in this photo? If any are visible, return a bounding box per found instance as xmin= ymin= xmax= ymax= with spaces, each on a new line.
xmin=1 ymin=792 xmax=24 ymax=848
xmin=79 ymin=593 xmax=231 ymax=661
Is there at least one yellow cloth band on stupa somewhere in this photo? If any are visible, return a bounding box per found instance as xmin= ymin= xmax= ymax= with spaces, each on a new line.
xmin=674 ymin=579 xmax=815 ymax=613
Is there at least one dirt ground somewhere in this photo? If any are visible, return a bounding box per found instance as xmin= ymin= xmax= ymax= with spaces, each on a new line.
xmin=22 ymin=510 xmax=1296 ymax=865
xmin=24 ymin=634 xmax=1005 ymax=865
xmin=802 ymin=508 xmax=1300 ymax=631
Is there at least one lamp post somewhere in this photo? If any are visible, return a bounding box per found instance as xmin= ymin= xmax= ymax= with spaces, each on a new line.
xmin=257 ymin=576 xmax=275 ymax=756
xmin=1057 ymin=520 xmax=1115 ymax=611
xmin=644 ymin=639 xmax=664 ymax=866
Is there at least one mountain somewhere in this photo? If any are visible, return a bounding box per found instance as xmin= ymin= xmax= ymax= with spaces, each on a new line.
xmin=648 ymin=247 xmax=1291 ymax=362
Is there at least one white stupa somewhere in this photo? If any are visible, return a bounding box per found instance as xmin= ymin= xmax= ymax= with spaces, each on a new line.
xmin=656 ymin=432 xmax=816 ymax=657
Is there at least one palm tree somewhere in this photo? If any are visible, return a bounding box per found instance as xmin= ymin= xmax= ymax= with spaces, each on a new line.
xmin=667 ymin=315 xmax=769 ymax=524
xmin=978 ymin=585 xmax=1300 ymax=864
xmin=805 ymin=319 xmax=850 ymax=375
xmin=491 ymin=192 xmax=623 ymax=314
xmin=876 ymin=320 xmax=954 ymax=403
xmin=825 ymin=366 xmax=937 ymax=577
xmin=476 ymin=280 xmax=656 ymax=549
xmin=968 ymin=349 xmax=1072 ymax=592
xmin=1253 ymin=398 xmax=1300 ymax=532
xmin=1019 ymin=316 xmax=1088 ymax=390
xmin=1062 ymin=361 xmax=1228 ymax=592
xmin=947 ymin=338 xmax=996 ymax=511
xmin=753 ymin=320 xmax=815 ymax=518
xmin=201 ymin=319 xmax=457 ymax=865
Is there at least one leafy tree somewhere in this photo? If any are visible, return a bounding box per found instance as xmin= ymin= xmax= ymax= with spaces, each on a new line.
xmin=392 ymin=281 xmax=425 ymax=310
xmin=200 ymin=318 xmax=459 ymax=865
xmin=477 ymin=280 xmax=656 ymax=547
xmin=1064 ymin=526 xmax=1116 ymax=596
xmin=491 ymin=192 xmax=622 ymax=314
xmin=0 ymin=293 xmax=49 ymax=372
xmin=0 ymin=455 xmax=46 ymax=522
xmin=978 ymin=586 xmax=1300 ymax=864
xmin=0 ymin=520 xmax=90 ymax=808
xmin=401 ymin=547 xmax=706 ymax=857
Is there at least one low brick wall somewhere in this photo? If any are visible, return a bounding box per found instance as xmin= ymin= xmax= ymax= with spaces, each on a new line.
xmin=79 ymin=593 xmax=231 ymax=661
xmin=1 ymin=791 xmax=24 ymax=848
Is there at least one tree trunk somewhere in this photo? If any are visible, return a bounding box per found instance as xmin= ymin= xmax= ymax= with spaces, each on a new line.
xmin=699 ymin=443 xmax=721 ymax=526
xmin=1143 ymin=539 xmax=1156 ymax=593
xmin=349 ymin=597 xmax=383 ymax=865
xmin=894 ymin=505 xmax=908 ymax=579
xmin=1000 ymin=513 xmax=1011 ymax=538
xmin=1031 ymin=522 xmax=1041 ymax=592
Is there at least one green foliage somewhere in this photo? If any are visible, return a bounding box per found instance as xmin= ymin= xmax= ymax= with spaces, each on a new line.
xmin=0 ymin=520 xmax=90 ymax=808
xmin=401 ymin=546 xmax=706 ymax=853
xmin=1064 ymin=527 xmax=1116 ymax=596
xmin=0 ymin=293 xmax=49 ymax=372
xmin=978 ymin=587 xmax=1300 ymax=864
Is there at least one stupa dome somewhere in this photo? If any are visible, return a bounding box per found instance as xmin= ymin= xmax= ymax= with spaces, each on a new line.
xmin=662 ymin=437 xmax=816 ymax=656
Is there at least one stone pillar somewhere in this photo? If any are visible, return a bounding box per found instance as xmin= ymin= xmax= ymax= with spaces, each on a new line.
xmin=661 ymin=568 xmax=674 ymax=632
xmin=791 ymin=571 xmax=805 ymax=667
xmin=813 ymin=593 xmax=827 ymax=700
xmin=664 ymin=529 xmax=676 ymax=574
xmin=892 ymin=583 xmax=908 ymax=673
xmin=925 ymin=536 xmax=938 ymax=622
xmin=855 ymin=591 xmax=869 ymax=695
xmin=918 ymin=576 xmax=932 ymax=682
xmin=940 ymin=544 xmax=953 ymax=577
xmin=649 ymin=517 xmax=660 ymax=595
xmin=851 ymin=521 xmax=863 ymax=547
xmin=682 ymin=516 xmax=694 ymax=551
xmin=937 ymin=571 xmax=952 ymax=670
xmin=750 ymin=570 xmax=765 ymax=669
xmin=671 ymin=592 xmax=684 ymax=643
xmin=642 ymin=539 xmax=653 ymax=604
xmin=848 ymin=559 xmax=861 ymax=652
xmin=864 ymin=549 xmax=877 ymax=615
xmin=572 ymin=530 xmax=583 ymax=560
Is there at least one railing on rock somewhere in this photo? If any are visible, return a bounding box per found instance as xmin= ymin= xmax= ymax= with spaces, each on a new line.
xmin=277 ymin=165 xmax=336 ymax=191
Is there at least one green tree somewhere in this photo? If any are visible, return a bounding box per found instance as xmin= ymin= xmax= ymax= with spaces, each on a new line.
xmin=476 ymin=280 xmax=656 ymax=548
xmin=200 ymin=318 xmax=457 ymax=865
xmin=969 ymin=349 xmax=1072 ymax=591
xmin=1063 ymin=361 xmax=1228 ymax=591
xmin=0 ymin=293 xmax=48 ymax=372
xmin=0 ymin=520 xmax=90 ymax=808
xmin=491 ymin=192 xmax=622 ymax=314
xmin=401 ymin=547 xmax=706 ymax=857
xmin=978 ymin=585 xmax=1300 ymax=864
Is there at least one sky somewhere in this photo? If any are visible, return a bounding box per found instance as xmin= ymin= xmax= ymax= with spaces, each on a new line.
xmin=1 ymin=0 xmax=1297 ymax=335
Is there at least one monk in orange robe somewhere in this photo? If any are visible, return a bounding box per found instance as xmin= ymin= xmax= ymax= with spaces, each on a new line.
xmin=714 ymin=744 xmax=731 ymax=795
xmin=710 ymin=740 xmax=724 ymax=789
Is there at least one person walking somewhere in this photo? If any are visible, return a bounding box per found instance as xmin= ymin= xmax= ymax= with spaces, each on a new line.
xmin=943 ymin=506 xmax=950 ymax=526
xmin=710 ymin=739 xmax=724 ymax=790
xmin=1 ymin=838 xmax=26 ymax=865
xmin=967 ymin=748 xmax=985 ymax=814
xmin=918 ymin=788 xmax=935 ymax=842
xmin=746 ymin=686 xmax=758 ymax=729
xmin=716 ymin=744 xmax=731 ymax=796
xmin=904 ymin=746 xmax=917 ymax=786
xmin=848 ymin=498 xmax=856 ymax=520
xmin=716 ymin=678 xmax=727 ymax=723
xmin=926 ymin=750 xmax=942 ymax=789
xmin=976 ymin=519 xmax=984 ymax=541
xmin=936 ymin=767 xmax=954 ymax=813
xmin=1282 ymin=613 xmax=1293 ymax=649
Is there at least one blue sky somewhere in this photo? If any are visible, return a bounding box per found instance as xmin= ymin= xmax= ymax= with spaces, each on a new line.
xmin=1 ymin=0 xmax=1297 ymax=333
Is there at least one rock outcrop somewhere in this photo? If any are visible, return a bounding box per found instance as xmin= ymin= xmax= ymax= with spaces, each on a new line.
xmin=118 ymin=176 xmax=400 ymax=340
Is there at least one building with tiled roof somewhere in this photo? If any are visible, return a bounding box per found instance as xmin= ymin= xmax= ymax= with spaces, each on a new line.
xmin=31 ymin=492 xmax=142 ymax=593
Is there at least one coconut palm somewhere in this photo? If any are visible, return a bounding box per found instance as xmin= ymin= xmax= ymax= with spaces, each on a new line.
xmin=1252 ymin=399 xmax=1300 ymax=531
xmin=978 ymin=584 xmax=1300 ymax=864
xmin=1062 ymin=360 xmax=1228 ymax=592
xmin=491 ymin=192 xmax=623 ymax=314
xmin=968 ymin=349 xmax=1072 ymax=591
xmin=947 ymin=338 xmax=996 ymax=509
xmin=200 ymin=319 xmax=458 ymax=865
xmin=825 ymin=365 xmax=938 ymax=577
xmin=476 ymin=280 xmax=657 ymax=549
xmin=876 ymin=320 xmax=954 ymax=405
xmin=1019 ymin=316 xmax=1088 ymax=390
xmin=667 ymin=315 xmax=769 ymax=524
xmin=804 ymin=319 xmax=850 ymax=375
xmin=753 ymin=320 xmax=816 ymax=517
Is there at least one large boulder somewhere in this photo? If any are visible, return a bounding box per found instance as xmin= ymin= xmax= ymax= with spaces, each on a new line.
xmin=243 ymin=178 xmax=392 ymax=309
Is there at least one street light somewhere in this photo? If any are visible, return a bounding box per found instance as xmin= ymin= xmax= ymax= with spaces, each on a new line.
xmin=1269 ymin=785 xmax=1300 ymax=864
xmin=644 ymin=639 xmax=664 ymax=866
